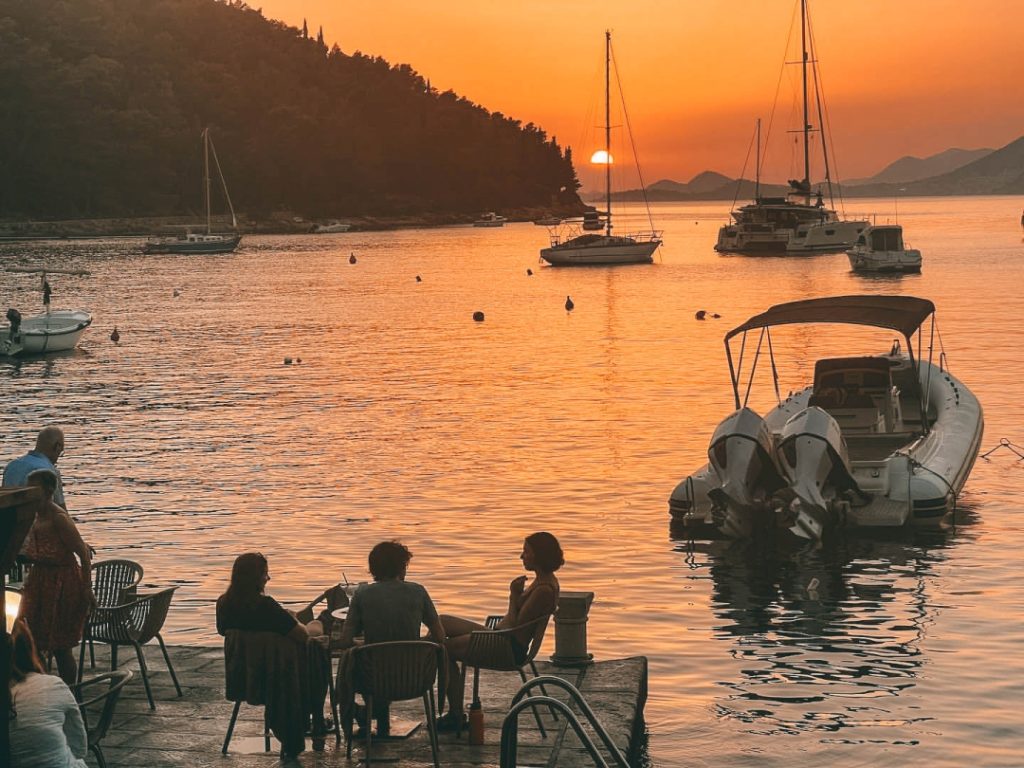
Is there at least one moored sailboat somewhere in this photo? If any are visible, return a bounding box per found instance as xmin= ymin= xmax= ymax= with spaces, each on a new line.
xmin=144 ymin=128 xmax=241 ymax=254
xmin=540 ymin=31 xmax=661 ymax=267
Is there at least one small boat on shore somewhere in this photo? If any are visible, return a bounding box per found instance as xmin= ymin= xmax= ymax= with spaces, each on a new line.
xmin=311 ymin=220 xmax=352 ymax=233
xmin=2 ymin=268 xmax=92 ymax=356
xmin=847 ymin=224 xmax=922 ymax=273
xmin=144 ymin=128 xmax=241 ymax=255
xmin=534 ymin=216 xmax=562 ymax=226
xmin=473 ymin=212 xmax=506 ymax=227
xmin=668 ymin=295 xmax=983 ymax=541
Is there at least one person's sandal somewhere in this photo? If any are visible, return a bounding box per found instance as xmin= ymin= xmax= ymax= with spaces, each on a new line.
xmin=435 ymin=711 xmax=468 ymax=733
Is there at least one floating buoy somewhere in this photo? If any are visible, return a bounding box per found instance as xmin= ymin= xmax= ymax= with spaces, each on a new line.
xmin=526 ymin=268 xmax=533 ymax=276
xmin=296 ymin=358 xmax=302 ymax=364
xmin=416 ymin=275 xmax=422 ymax=282
xmin=172 ymin=289 xmax=181 ymax=297
xmin=472 ymin=311 xmax=485 ymax=322
xmin=565 ymin=295 xmax=574 ymax=311
xmin=110 ymin=327 xmax=120 ymax=343
xmin=284 ymin=357 xmax=293 ymax=365
xmin=349 ymin=253 xmax=357 ymax=264
xmin=695 ymin=310 xmax=707 ymax=320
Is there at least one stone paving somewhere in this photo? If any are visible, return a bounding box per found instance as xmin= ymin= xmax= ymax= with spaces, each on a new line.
xmin=83 ymin=644 xmax=647 ymax=768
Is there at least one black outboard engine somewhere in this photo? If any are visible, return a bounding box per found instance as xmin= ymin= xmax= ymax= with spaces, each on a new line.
xmin=6 ymin=308 xmax=21 ymax=338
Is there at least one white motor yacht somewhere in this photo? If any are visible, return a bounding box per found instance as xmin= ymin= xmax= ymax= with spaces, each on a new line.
xmin=847 ymin=225 xmax=922 ymax=273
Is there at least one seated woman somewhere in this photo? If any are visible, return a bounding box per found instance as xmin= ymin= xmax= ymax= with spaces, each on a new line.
xmin=216 ymin=552 xmax=322 ymax=642
xmin=18 ymin=468 xmax=94 ymax=686
xmin=437 ymin=531 xmax=563 ymax=730
xmin=7 ymin=618 xmax=89 ymax=768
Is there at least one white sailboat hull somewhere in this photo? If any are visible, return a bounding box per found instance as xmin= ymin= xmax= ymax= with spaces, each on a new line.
xmin=2 ymin=310 xmax=92 ymax=355
xmin=540 ymin=235 xmax=659 ymax=266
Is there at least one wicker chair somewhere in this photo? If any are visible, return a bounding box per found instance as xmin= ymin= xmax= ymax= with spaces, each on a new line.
xmin=84 ymin=559 xmax=144 ymax=669
xmin=344 ymin=640 xmax=444 ymax=768
xmin=71 ymin=670 xmax=134 ymax=768
xmin=78 ymin=587 xmax=182 ymax=709
xmin=460 ymin=613 xmax=554 ymax=737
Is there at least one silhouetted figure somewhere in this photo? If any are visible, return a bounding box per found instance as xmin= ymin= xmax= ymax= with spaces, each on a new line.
xmin=42 ymin=280 xmax=52 ymax=306
xmin=565 ymin=296 xmax=574 ymax=311
xmin=472 ymin=311 xmax=485 ymax=322
xmin=6 ymin=308 xmax=21 ymax=338
xmin=416 ymin=275 xmax=422 ymax=282
xmin=349 ymin=253 xmax=357 ymax=264
xmin=109 ymin=327 xmax=120 ymax=343
xmin=695 ymin=310 xmax=707 ymax=320
xmin=526 ymin=268 xmax=533 ymax=276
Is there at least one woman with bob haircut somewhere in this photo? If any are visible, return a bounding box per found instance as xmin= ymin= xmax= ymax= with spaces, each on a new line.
xmin=7 ymin=618 xmax=90 ymax=767
xmin=216 ymin=552 xmax=321 ymax=642
xmin=436 ymin=531 xmax=563 ymax=730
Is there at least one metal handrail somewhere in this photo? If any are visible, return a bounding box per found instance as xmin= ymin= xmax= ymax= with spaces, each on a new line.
xmin=500 ymin=675 xmax=630 ymax=768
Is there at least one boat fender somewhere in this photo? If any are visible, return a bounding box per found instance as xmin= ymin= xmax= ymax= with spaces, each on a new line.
xmin=5 ymin=308 xmax=21 ymax=336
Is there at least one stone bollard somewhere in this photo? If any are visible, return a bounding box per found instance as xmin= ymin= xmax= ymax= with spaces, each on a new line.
xmin=550 ymin=591 xmax=594 ymax=666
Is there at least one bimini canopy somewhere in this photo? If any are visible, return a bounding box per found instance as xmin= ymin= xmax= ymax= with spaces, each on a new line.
xmin=726 ymin=295 xmax=935 ymax=342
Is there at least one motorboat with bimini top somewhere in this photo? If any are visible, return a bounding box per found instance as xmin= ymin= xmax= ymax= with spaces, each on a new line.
xmin=847 ymin=225 xmax=922 ymax=273
xmin=715 ymin=0 xmax=868 ymax=255
xmin=2 ymin=268 xmax=92 ymax=356
xmin=473 ymin=212 xmax=506 ymax=227
xmin=669 ymin=295 xmax=983 ymax=541
xmin=144 ymin=127 xmax=241 ymax=254
xmin=540 ymin=31 xmax=661 ymax=266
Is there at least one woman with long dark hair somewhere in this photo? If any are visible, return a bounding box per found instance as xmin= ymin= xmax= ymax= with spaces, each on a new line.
xmin=7 ymin=618 xmax=89 ymax=767
xmin=216 ymin=552 xmax=321 ymax=642
xmin=436 ymin=531 xmax=564 ymax=729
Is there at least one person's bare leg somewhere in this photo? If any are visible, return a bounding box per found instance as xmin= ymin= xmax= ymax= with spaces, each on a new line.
xmin=439 ymin=614 xmax=487 ymax=638
xmin=444 ymin=634 xmax=472 ymax=717
xmin=54 ymin=647 xmax=77 ymax=687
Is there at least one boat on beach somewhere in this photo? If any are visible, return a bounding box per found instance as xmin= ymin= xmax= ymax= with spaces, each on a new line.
xmin=668 ymin=295 xmax=983 ymax=541
xmin=714 ymin=1 xmax=867 ymax=256
xmin=540 ymin=31 xmax=661 ymax=267
xmin=533 ymin=216 xmax=562 ymax=226
xmin=311 ymin=220 xmax=352 ymax=233
xmin=473 ymin=212 xmax=506 ymax=227
xmin=144 ymin=128 xmax=241 ymax=255
xmin=2 ymin=268 xmax=92 ymax=356
xmin=847 ymin=224 xmax=922 ymax=273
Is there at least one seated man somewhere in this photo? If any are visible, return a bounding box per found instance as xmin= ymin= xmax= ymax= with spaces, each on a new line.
xmin=339 ymin=541 xmax=446 ymax=734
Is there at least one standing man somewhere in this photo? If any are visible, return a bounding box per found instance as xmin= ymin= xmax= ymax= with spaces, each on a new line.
xmin=3 ymin=426 xmax=67 ymax=509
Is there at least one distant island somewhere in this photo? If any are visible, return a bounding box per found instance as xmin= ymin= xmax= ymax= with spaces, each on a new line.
xmin=603 ymin=137 xmax=1024 ymax=202
xmin=0 ymin=0 xmax=582 ymax=224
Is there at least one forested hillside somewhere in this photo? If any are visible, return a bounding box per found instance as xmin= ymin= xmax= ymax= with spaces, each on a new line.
xmin=0 ymin=0 xmax=581 ymax=219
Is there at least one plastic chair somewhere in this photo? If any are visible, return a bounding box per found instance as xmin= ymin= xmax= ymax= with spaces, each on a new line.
xmin=344 ymin=640 xmax=443 ymax=768
xmin=78 ymin=587 xmax=182 ymax=709
xmin=71 ymin=670 xmax=133 ymax=768
xmin=461 ymin=613 xmax=554 ymax=737
xmin=84 ymin=559 xmax=144 ymax=668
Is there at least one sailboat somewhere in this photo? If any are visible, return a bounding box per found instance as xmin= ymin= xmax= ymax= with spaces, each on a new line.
xmin=715 ymin=0 xmax=868 ymax=256
xmin=540 ymin=31 xmax=661 ymax=267
xmin=144 ymin=128 xmax=242 ymax=254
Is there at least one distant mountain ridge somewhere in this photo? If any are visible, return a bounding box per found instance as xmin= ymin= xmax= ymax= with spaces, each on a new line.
xmin=602 ymin=139 xmax=1021 ymax=202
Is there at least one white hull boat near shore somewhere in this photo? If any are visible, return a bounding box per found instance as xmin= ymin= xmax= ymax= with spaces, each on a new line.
xmin=669 ymin=296 xmax=983 ymax=541
xmin=3 ymin=310 xmax=92 ymax=356
xmin=847 ymin=224 xmax=922 ymax=273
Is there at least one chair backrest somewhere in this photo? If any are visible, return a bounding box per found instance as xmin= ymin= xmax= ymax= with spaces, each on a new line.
xmin=465 ymin=613 xmax=552 ymax=671
xmin=136 ymin=586 xmax=177 ymax=643
xmin=92 ymin=559 xmax=144 ymax=607
xmin=88 ymin=587 xmax=177 ymax=644
xmin=223 ymin=629 xmax=303 ymax=704
xmin=352 ymin=640 xmax=443 ymax=704
xmin=72 ymin=670 xmax=133 ymax=745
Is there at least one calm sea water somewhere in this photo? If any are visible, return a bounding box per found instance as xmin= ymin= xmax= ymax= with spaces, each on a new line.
xmin=2 ymin=197 xmax=1023 ymax=766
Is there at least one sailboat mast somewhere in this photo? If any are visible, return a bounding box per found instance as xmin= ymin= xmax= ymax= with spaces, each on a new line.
xmin=755 ymin=118 xmax=761 ymax=200
xmin=800 ymin=0 xmax=811 ymax=202
xmin=605 ymin=30 xmax=612 ymax=236
xmin=203 ymin=127 xmax=212 ymax=235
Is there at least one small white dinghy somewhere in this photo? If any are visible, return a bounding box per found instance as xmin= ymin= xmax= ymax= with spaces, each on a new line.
xmin=669 ymin=295 xmax=983 ymax=541
xmin=2 ymin=268 xmax=92 ymax=356
xmin=847 ymin=225 xmax=922 ymax=273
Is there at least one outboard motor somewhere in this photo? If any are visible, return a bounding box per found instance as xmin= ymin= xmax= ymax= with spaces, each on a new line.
xmin=776 ymin=406 xmax=862 ymax=540
xmin=704 ymin=407 xmax=787 ymax=538
xmin=6 ymin=307 xmax=21 ymax=339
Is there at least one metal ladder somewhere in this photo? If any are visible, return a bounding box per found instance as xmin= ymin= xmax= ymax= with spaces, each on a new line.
xmin=499 ymin=675 xmax=630 ymax=768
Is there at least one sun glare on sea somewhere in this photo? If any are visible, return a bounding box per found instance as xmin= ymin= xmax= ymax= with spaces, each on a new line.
xmin=590 ymin=149 xmax=613 ymax=164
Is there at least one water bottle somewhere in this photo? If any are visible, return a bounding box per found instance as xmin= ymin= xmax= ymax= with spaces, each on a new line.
xmin=468 ymin=701 xmax=484 ymax=745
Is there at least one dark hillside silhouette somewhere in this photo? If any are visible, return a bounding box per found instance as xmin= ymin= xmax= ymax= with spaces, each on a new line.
xmin=0 ymin=0 xmax=580 ymax=219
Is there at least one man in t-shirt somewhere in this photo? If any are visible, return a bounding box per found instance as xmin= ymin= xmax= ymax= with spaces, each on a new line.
xmin=3 ymin=426 xmax=67 ymax=509
xmin=339 ymin=541 xmax=445 ymax=735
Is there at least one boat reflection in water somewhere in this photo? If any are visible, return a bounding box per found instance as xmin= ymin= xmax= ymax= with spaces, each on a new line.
xmin=671 ymin=512 xmax=974 ymax=738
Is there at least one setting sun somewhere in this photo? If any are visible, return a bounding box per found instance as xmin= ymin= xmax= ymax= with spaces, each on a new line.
xmin=590 ymin=150 xmax=614 ymax=165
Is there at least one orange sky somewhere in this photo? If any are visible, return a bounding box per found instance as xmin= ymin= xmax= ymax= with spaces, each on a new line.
xmin=257 ymin=0 xmax=1024 ymax=188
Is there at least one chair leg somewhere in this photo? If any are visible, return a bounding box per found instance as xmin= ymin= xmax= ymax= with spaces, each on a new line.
xmin=264 ymin=708 xmax=271 ymax=753
xmin=530 ymin=660 xmax=558 ymax=721
xmin=77 ymin=638 xmax=87 ymax=685
xmin=89 ymin=637 xmax=96 ymax=669
xmin=327 ymin=664 xmax=341 ymax=745
xmin=110 ymin=644 xmax=118 ymax=672
xmin=520 ymin=668 xmax=547 ymax=738
xmin=222 ymin=700 xmax=242 ymax=754
xmin=365 ymin=693 xmax=373 ymax=764
xmin=133 ymin=641 xmax=155 ymax=710
xmin=156 ymin=633 xmax=183 ymax=696
xmin=424 ymin=690 xmax=440 ymax=768
xmin=91 ymin=742 xmax=107 ymax=768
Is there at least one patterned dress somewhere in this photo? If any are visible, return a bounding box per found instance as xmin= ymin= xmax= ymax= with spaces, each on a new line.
xmin=19 ymin=519 xmax=90 ymax=652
